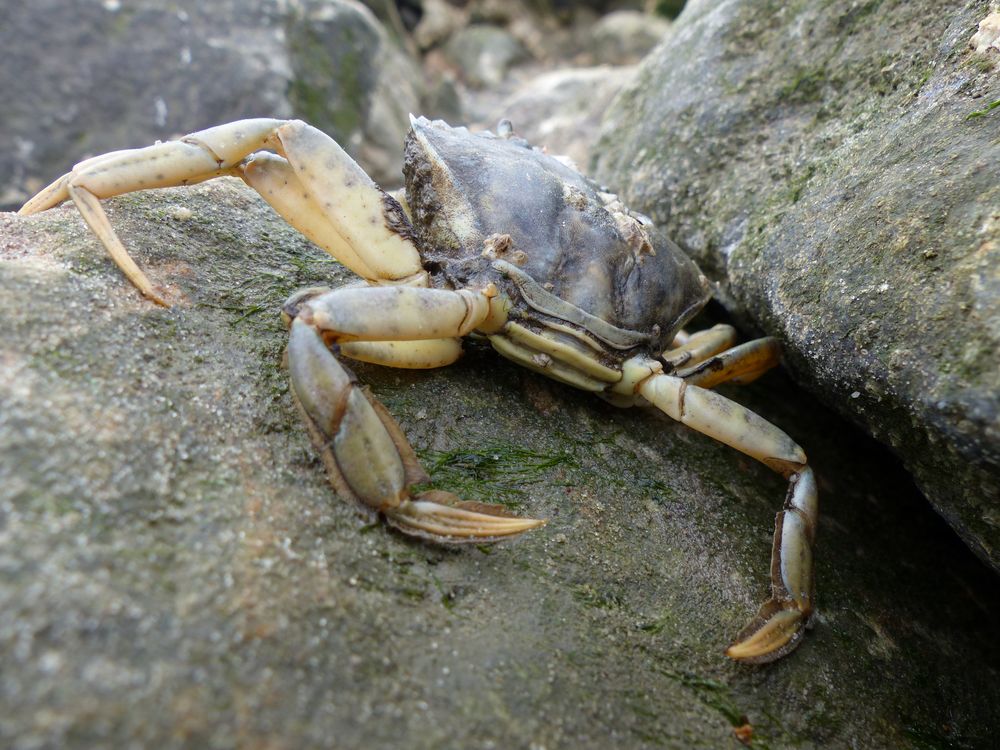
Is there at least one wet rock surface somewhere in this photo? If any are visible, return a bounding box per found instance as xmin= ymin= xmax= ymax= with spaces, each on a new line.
xmin=3 ymin=180 xmax=1000 ymax=749
xmin=593 ymin=0 xmax=1000 ymax=573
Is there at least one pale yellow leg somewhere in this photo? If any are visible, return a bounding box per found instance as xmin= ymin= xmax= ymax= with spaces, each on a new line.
xmin=18 ymin=119 xmax=427 ymax=303
xmin=663 ymin=324 xmax=738 ymax=369
xmin=285 ymin=285 xmax=541 ymax=543
xmin=675 ymin=337 xmax=782 ymax=389
xmin=638 ymin=369 xmax=818 ymax=663
xmin=240 ymin=152 xmax=380 ymax=281
xmin=339 ymin=339 xmax=464 ymax=369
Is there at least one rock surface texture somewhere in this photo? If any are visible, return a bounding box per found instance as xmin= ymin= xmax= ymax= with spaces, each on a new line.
xmin=594 ymin=0 xmax=1000 ymax=572
xmin=2 ymin=175 xmax=1000 ymax=750
xmin=0 ymin=0 xmax=421 ymax=206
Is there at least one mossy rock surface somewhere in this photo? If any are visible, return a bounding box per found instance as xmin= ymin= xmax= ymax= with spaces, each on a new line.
xmin=2 ymin=181 xmax=999 ymax=748
xmin=593 ymin=0 xmax=1000 ymax=575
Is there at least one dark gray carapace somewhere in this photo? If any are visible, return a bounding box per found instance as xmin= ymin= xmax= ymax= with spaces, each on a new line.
xmin=402 ymin=117 xmax=710 ymax=354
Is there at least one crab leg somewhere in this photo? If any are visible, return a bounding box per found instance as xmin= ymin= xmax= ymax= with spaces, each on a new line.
xmin=285 ymin=285 xmax=541 ymax=542
xmin=637 ymin=368 xmax=818 ymax=663
xmin=663 ymin=324 xmax=738 ymax=369
xmin=18 ymin=119 xmax=426 ymax=303
xmin=338 ymin=339 xmax=464 ymax=369
xmin=675 ymin=337 xmax=782 ymax=388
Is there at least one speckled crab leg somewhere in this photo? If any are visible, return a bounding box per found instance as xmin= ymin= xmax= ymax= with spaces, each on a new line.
xmin=622 ymin=358 xmax=818 ymax=663
xmin=284 ymin=284 xmax=543 ymax=542
xmin=18 ymin=119 xmax=427 ymax=304
xmin=241 ymin=123 xmax=426 ymax=285
xmin=674 ymin=337 xmax=783 ymax=389
xmin=662 ymin=324 xmax=738 ymax=369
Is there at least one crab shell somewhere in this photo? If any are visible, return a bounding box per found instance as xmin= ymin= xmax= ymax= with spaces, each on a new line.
xmin=401 ymin=118 xmax=711 ymax=360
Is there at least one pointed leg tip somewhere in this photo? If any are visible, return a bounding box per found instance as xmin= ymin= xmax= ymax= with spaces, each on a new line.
xmin=386 ymin=494 xmax=545 ymax=544
xmin=19 ymin=174 xmax=71 ymax=215
xmin=725 ymin=602 xmax=809 ymax=664
xmin=18 ymin=197 xmax=49 ymax=216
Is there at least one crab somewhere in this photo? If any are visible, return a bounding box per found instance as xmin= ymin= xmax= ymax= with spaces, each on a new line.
xmin=18 ymin=117 xmax=818 ymax=663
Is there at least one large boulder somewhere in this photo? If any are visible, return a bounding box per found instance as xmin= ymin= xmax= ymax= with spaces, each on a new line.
xmin=477 ymin=66 xmax=637 ymax=169
xmin=586 ymin=10 xmax=673 ymax=66
xmin=2 ymin=180 xmax=1000 ymax=747
xmin=442 ymin=24 xmax=531 ymax=88
xmin=0 ymin=0 xmax=422 ymax=207
xmin=593 ymin=1 xmax=1000 ymax=571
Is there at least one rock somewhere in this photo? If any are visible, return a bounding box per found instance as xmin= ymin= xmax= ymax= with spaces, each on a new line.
xmin=286 ymin=0 xmax=424 ymax=187
xmin=594 ymin=0 xmax=1000 ymax=572
xmin=413 ymin=0 xmax=468 ymax=51
xmin=480 ymin=66 xmax=637 ymax=169
xmin=585 ymin=10 xmax=673 ymax=65
xmin=443 ymin=24 xmax=530 ymax=88
xmin=3 ymin=179 xmax=1000 ymax=748
xmin=0 ymin=0 xmax=422 ymax=209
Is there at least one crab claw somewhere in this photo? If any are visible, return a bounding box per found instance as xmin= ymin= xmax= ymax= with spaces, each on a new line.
xmin=287 ymin=313 xmax=543 ymax=543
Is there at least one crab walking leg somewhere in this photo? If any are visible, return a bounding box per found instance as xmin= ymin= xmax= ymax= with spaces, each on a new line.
xmin=339 ymin=339 xmax=464 ymax=369
xmin=18 ymin=119 xmax=291 ymax=304
xmin=663 ymin=324 xmax=738 ymax=369
xmin=240 ymin=152 xmax=380 ymax=281
xmin=286 ymin=284 xmax=540 ymax=542
xmin=19 ymin=119 xmax=426 ymax=303
xmin=639 ymin=372 xmax=818 ymax=662
xmin=268 ymin=121 xmax=425 ymax=283
xmin=675 ymin=337 xmax=782 ymax=389
xmin=297 ymin=285 xmax=505 ymax=343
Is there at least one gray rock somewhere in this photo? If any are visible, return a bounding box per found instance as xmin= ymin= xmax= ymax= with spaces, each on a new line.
xmin=586 ymin=10 xmax=673 ymax=66
xmin=594 ymin=0 xmax=1000 ymax=571
xmin=3 ymin=179 xmax=1000 ymax=748
xmin=285 ymin=0 xmax=424 ymax=186
xmin=0 ymin=0 xmax=421 ymax=208
xmin=443 ymin=24 xmax=530 ymax=88
xmin=480 ymin=66 xmax=637 ymax=170
xmin=413 ymin=0 xmax=469 ymax=51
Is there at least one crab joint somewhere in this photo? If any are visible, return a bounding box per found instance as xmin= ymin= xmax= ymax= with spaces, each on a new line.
xmin=636 ymin=370 xmax=818 ymax=662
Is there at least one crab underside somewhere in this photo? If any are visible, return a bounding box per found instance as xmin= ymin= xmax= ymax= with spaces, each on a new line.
xmin=19 ymin=117 xmax=818 ymax=663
